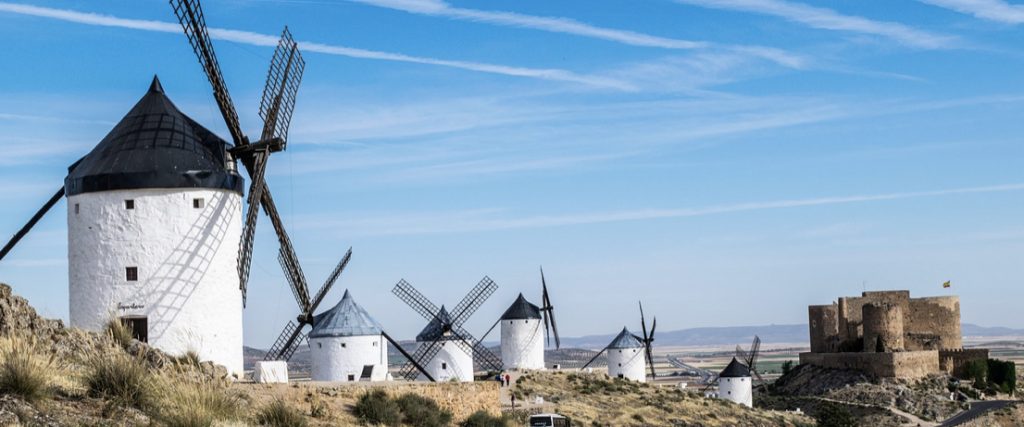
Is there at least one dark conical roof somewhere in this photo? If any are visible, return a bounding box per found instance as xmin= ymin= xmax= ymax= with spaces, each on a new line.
xmin=416 ymin=306 xmax=457 ymax=342
xmin=308 ymin=290 xmax=383 ymax=338
xmin=500 ymin=293 xmax=542 ymax=320
xmin=608 ymin=327 xmax=643 ymax=349
xmin=719 ymin=357 xmax=751 ymax=378
xmin=65 ymin=76 xmax=244 ymax=196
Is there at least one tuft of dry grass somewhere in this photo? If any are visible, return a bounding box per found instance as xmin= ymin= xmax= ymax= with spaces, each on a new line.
xmin=83 ymin=349 xmax=156 ymax=410
xmin=105 ymin=317 xmax=134 ymax=350
xmin=151 ymin=370 xmax=241 ymax=427
xmin=0 ymin=335 xmax=61 ymax=403
xmin=254 ymin=398 xmax=308 ymax=427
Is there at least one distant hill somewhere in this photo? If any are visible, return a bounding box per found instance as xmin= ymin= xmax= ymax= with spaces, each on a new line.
xmin=244 ymin=323 xmax=1024 ymax=363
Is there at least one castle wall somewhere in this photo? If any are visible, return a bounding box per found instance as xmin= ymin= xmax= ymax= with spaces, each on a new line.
xmin=905 ymin=297 xmax=961 ymax=350
xmin=863 ymin=303 xmax=904 ymax=352
xmin=799 ymin=350 xmax=939 ymax=379
xmin=808 ymin=304 xmax=839 ymax=353
xmin=939 ymin=348 xmax=989 ymax=378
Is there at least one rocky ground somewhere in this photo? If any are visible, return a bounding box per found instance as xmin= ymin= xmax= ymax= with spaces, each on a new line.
xmin=761 ymin=363 xmax=968 ymax=425
xmin=509 ymin=370 xmax=813 ymax=426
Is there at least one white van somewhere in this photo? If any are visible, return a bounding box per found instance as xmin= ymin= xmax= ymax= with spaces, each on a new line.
xmin=529 ymin=413 xmax=571 ymax=427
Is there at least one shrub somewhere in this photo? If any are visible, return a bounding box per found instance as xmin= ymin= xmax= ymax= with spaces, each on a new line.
xmin=105 ymin=317 xmax=134 ymax=349
xmin=460 ymin=410 xmax=509 ymax=427
xmin=83 ymin=351 xmax=155 ymax=409
xmin=152 ymin=373 xmax=240 ymax=427
xmin=0 ymin=335 xmax=59 ymax=403
xmin=781 ymin=360 xmax=794 ymax=376
xmin=814 ymin=402 xmax=856 ymax=427
xmin=395 ymin=393 xmax=452 ymax=427
xmin=254 ymin=399 xmax=307 ymax=427
xmin=352 ymin=390 xmax=400 ymax=426
xmin=966 ymin=359 xmax=987 ymax=390
xmin=987 ymin=359 xmax=1016 ymax=395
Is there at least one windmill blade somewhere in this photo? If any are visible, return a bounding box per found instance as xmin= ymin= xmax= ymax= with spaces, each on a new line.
xmin=451 ymin=326 xmax=502 ymax=372
xmin=278 ymin=247 xmax=310 ymax=312
xmin=749 ymin=335 xmax=762 ymax=370
xmin=701 ymin=373 xmax=720 ymax=393
xmin=236 ymin=150 xmax=268 ymax=304
xmin=264 ymin=320 xmax=307 ymax=361
xmin=736 ymin=345 xmax=752 ymax=367
xmin=0 ymin=186 xmax=64 ymax=262
xmin=169 ymin=0 xmax=245 ymax=146
xmin=540 ymin=267 xmax=561 ymax=349
xmin=647 ymin=317 xmax=657 ymax=379
xmin=450 ymin=276 xmax=497 ymax=327
xmin=399 ymin=338 xmax=443 ymax=381
xmin=638 ymin=301 xmax=650 ymax=344
xmin=381 ymin=330 xmax=434 ymax=382
xmin=259 ymin=27 xmax=305 ymax=149
xmin=646 ymin=344 xmax=657 ymax=379
xmin=478 ymin=318 xmax=501 ymax=344
xmin=581 ymin=347 xmax=608 ymax=370
xmin=308 ymin=247 xmax=352 ymax=312
xmin=392 ymin=279 xmax=442 ymax=323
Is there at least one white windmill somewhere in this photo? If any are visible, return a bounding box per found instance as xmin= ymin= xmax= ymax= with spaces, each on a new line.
xmin=0 ymin=0 xmax=308 ymax=377
xmin=307 ymin=290 xmax=389 ymax=382
xmin=582 ymin=302 xmax=657 ymax=383
xmin=480 ymin=267 xmax=561 ymax=371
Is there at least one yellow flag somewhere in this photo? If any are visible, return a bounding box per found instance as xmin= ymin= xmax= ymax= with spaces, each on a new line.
xmin=943 ymin=280 xmax=951 ymax=288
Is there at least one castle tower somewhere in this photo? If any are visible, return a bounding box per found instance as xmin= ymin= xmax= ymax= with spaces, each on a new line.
xmin=308 ymin=290 xmax=388 ymax=382
xmin=717 ymin=357 xmax=753 ymax=407
xmin=415 ymin=307 xmax=474 ymax=382
xmin=499 ymin=293 xmax=545 ymax=371
xmin=66 ymin=77 xmax=244 ymax=375
xmin=863 ymin=302 xmax=904 ymax=352
xmin=605 ymin=327 xmax=646 ymax=382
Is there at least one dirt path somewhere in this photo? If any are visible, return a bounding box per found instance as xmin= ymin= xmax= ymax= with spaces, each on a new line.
xmin=808 ymin=396 xmax=939 ymax=426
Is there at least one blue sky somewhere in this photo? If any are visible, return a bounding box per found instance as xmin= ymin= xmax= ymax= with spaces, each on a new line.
xmin=1 ymin=0 xmax=1023 ymax=348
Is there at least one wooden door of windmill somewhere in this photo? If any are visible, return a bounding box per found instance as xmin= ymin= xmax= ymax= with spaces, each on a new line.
xmin=120 ymin=316 xmax=148 ymax=343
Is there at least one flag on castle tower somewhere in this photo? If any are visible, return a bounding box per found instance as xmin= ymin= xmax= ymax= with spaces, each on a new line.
xmin=942 ymin=280 xmax=951 ymax=288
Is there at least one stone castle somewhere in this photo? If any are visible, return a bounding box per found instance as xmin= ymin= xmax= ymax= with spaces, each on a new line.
xmin=800 ymin=290 xmax=988 ymax=379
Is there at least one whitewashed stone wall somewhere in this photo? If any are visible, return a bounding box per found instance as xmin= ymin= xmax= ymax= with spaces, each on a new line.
xmin=417 ymin=340 xmax=474 ymax=382
xmin=67 ymin=188 xmax=243 ymax=375
xmin=607 ymin=346 xmax=646 ymax=382
xmin=309 ymin=334 xmax=388 ymax=382
xmin=500 ymin=319 xmax=545 ymax=370
xmin=718 ymin=376 xmax=753 ymax=407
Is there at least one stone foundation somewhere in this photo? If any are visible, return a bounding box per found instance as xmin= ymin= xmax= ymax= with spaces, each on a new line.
xmin=799 ymin=351 xmax=940 ymax=379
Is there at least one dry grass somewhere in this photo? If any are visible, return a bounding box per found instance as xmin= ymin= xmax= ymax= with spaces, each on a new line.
xmin=151 ymin=370 xmax=241 ymax=427
xmin=512 ymin=371 xmax=814 ymax=427
xmin=0 ymin=335 xmax=60 ymax=403
xmin=82 ymin=349 xmax=156 ymax=409
xmin=105 ymin=317 xmax=134 ymax=349
xmin=253 ymin=398 xmax=308 ymax=427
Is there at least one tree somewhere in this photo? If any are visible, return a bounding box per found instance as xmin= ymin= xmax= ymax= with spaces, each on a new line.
xmin=814 ymin=402 xmax=857 ymax=427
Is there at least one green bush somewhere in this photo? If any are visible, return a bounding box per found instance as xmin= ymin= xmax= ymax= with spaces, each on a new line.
xmin=460 ymin=410 xmax=509 ymax=427
xmin=254 ymin=399 xmax=308 ymax=427
xmin=353 ymin=390 xmax=401 ymax=426
xmin=814 ymin=402 xmax=857 ymax=427
xmin=966 ymin=359 xmax=987 ymax=390
xmin=395 ymin=393 xmax=452 ymax=427
xmin=781 ymin=360 xmax=794 ymax=376
xmin=987 ymin=359 xmax=1016 ymax=395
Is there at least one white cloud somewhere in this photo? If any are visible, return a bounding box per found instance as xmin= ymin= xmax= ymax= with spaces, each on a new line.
xmin=299 ymin=183 xmax=1024 ymax=235
xmin=918 ymin=0 xmax=1024 ymax=24
xmin=346 ymin=0 xmax=808 ymax=68
xmin=0 ymin=2 xmax=630 ymax=89
xmin=672 ymin=0 xmax=957 ymax=49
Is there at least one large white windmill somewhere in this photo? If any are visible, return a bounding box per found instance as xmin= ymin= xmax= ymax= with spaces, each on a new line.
xmin=0 ymin=0 xmax=308 ymax=377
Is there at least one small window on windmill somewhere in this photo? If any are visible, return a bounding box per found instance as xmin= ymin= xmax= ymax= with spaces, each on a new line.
xmin=125 ymin=267 xmax=138 ymax=282
xmin=125 ymin=199 xmax=135 ymax=210
xmin=441 ymin=362 xmax=447 ymax=370
xmin=74 ymin=203 xmax=80 ymax=215
xmin=618 ymin=363 xmax=622 ymax=367
xmin=317 ymin=343 xmax=322 ymax=348
xmin=373 ymin=341 xmax=378 ymax=347
xmin=341 ymin=342 xmax=347 ymax=348
xmin=347 ymin=374 xmax=355 ymax=381
xmin=193 ymin=198 xmax=204 ymax=209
